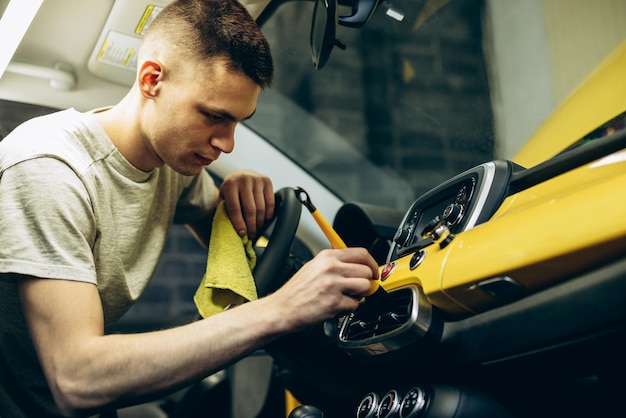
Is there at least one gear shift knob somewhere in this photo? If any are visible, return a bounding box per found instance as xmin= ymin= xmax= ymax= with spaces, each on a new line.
xmin=288 ymin=405 xmax=324 ymax=418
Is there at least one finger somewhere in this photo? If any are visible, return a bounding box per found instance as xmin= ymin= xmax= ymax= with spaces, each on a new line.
xmin=308 ymin=249 xmax=379 ymax=299
xmin=342 ymin=276 xmax=376 ymax=299
xmin=262 ymin=181 xmax=275 ymax=223
xmin=222 ymin=189 xmax=247 ymax=237
xmin=247 ymin=177 xmax=274 ymax=239
xmin=331 ymin=248 xmax=380 ymax=281
xmin=251 ymin=185 xmax=266 ymax=238
xmin=332 ymin=292 xmax=363 ymax=315
xmin=240 ymin=187 xmax=260 ymax=239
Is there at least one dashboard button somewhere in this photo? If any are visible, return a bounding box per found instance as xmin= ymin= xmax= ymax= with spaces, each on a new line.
xmin=442 ymin=202 xmax=464 ymax=226
xmin=409 ymin=250 xmax=426 ymax=270
xmin=381 ymin=262 xmax=396 ymax=281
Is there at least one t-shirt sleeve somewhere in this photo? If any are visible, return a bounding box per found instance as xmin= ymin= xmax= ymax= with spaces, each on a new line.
xmin=173 ymin=168 xmax=218 ymax=224
xmin=0 ymin=158 xmax=98 ymax=283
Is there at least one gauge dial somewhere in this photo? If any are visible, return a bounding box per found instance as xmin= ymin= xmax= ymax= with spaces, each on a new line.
xmin=377 ymin=390 xmax=401 ymax=418
xmin=357 ymin=392 xmax=379 ymax=418
xmin=399 ymin=387 xmax=427 ymax=418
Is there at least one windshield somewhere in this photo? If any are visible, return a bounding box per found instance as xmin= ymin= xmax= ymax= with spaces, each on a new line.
xmin=246 ymin=0 xmax=494 ymax=210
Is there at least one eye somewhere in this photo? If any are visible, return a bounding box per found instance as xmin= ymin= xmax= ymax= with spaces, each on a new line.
xmin=202 ymin=111 xmax=225 ymax=123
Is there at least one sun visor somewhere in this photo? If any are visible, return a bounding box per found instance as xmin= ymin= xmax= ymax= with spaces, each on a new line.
xmin=87 ymin=0 xmax=171 ymax=86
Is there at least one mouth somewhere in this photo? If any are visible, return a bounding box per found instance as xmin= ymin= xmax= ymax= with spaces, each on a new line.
xmin=195 ymin=153 xmax=214 ymax=166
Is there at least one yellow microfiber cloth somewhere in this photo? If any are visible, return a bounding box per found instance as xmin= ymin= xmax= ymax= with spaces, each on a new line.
xmin=194 ymin=201 xmax=258 ymax=318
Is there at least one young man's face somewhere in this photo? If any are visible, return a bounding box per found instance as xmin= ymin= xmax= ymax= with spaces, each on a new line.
xmin=141 ymin=60 xmax=260 ymax=176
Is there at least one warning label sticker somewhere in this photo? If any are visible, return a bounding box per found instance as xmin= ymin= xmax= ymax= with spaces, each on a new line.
xmin=135 ymin=5 xmax=164 ymax=36
xmin=96 ymin=30 xmax=141 ymax=70
xmin=94 ymin=5 xmax=164 ymax=71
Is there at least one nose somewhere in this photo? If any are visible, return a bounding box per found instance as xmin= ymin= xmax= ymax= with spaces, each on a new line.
xmin=210 ymin=122 xmax=236 ymax=154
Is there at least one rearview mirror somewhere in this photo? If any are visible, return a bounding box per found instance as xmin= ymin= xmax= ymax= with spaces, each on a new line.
xmin=338 ymin=0 xmax=380 ymax=28
xmin=310 ymin=0 xmax=381 ymax=70
xmin=310 ymin=0 xmax=338 ymax=70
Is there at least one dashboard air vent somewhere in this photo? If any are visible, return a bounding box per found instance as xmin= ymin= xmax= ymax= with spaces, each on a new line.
xmin=342 ymin=288 xmax=413 ymax=341
xmin=338 ymin=285 xmax=439 ymax=356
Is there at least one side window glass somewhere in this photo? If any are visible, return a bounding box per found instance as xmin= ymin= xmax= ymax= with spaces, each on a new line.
xmin=248 ymin=0 xmax=494 ymax=209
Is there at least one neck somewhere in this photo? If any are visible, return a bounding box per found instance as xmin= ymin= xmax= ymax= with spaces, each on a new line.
xmin=92 ymin=92 xmax=157 ymax=172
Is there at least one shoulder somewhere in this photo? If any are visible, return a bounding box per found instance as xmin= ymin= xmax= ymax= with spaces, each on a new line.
xmin=0 ymin=108 xmax=114 ymax=176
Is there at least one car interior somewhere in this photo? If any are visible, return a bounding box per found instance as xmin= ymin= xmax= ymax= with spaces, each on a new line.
xmin=1 ymin=0 xmax=625 ymax=417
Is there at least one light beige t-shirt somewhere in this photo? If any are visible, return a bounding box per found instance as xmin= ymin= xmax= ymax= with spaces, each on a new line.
xmin=0 ymin=108 xmax=218 ymax=417
xmin=0 ymin=108 xmax=218 ymax=324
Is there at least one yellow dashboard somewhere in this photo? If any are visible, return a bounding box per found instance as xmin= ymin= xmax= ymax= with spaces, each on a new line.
xmin=369 ymin=41 xmax=626 ymax=320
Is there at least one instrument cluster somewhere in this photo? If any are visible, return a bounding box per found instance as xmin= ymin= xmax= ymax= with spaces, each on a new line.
xmin=388 ymin=160 xmax=515 ymax=263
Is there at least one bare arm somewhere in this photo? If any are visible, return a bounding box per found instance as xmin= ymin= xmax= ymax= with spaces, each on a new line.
xmin=19 ymin=247 xmax=378 ymax=416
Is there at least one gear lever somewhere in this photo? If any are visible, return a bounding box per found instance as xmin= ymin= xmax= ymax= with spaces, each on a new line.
xmin=288 ymin=405 xmax=324 ymax=418
xmin=294 ymin=187 xmax=389 ymax=304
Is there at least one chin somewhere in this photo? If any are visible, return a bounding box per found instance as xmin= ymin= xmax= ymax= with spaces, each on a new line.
xmin=169 ymin=164 xmax=203 ymax=177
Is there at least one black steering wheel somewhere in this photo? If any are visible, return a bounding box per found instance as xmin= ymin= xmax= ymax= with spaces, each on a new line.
xmin=253 ymin=187 xmax=302 ymax=297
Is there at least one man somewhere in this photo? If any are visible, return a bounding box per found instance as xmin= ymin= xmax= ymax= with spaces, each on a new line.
xmin=0 ymin=0 xmax=379 ymax=416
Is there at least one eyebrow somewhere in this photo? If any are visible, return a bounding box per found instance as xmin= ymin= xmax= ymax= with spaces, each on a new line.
xmin=201 ymin=106 xmax=256 ymax=122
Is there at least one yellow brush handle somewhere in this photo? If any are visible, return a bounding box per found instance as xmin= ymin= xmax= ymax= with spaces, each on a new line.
xmin=367 ymin=279 xmax=381 ymax=296
xmin=311 ymin=209 xmax=380 ymax=296
xmin=311 ymin=210 xmax=346 ymax=249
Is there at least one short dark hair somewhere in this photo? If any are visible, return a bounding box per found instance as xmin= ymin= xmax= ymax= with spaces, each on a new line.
xmin=143 ymin=0 xmax=273 ymax=89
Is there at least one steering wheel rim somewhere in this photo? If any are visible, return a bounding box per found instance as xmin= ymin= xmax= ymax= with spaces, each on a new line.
xmin=253 ymin=187 xmax=302 ymax=297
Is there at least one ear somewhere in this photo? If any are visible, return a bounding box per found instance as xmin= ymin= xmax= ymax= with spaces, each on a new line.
xmin=137 ymin=60 xmax=164 ymax=98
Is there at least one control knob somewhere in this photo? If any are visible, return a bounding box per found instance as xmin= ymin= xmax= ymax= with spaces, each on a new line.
xmin=394 ymin=222 xmax=414 ymax=247
xmin=421 ymin=216 xmax=454 ymax=249
xmin=288 ymin=405 xmax=324 ymax=418
xmin=442 ymin=202 xmax=464 ymax=227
